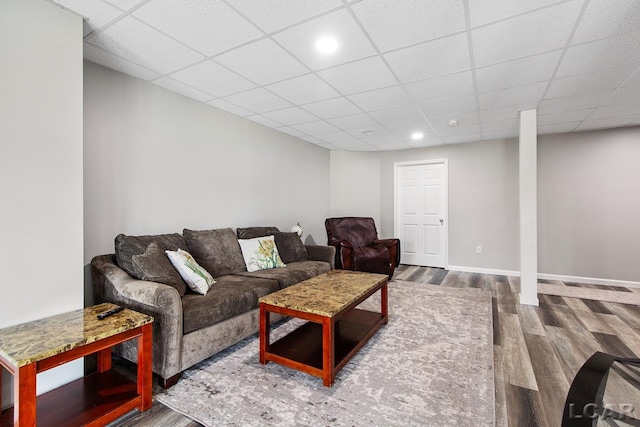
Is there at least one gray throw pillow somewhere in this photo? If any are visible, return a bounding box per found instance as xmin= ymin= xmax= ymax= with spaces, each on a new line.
xmin=132 ymin=242 xmax=187 ymax=296
xmin=273 ymin=232 xmax=308 ymax=263
xmin=183 ymin=228 xmax=247 ymax=277
xmin=236 ymin=226 xmax=280 ymax=239
xmin=115 ymin=232 xmax=187 ymax=277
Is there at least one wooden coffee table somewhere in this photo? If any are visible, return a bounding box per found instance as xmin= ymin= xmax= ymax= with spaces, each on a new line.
xmin=259 ymin=270 xmax=388 ymax=387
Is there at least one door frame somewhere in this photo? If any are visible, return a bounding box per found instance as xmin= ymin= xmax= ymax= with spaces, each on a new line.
xmin=394 ymin=159 xmax=449 ymax=268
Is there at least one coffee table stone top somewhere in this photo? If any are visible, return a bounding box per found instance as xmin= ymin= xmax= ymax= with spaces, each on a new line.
xmin=0 ymin=303 xmax=153 ymax=367
xmin=259 ymin=270 xmax=388 ymax=317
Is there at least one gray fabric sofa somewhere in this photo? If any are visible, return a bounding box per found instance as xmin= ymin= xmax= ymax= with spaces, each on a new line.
xmin=91 ymin=226 xmax=335 ymax=388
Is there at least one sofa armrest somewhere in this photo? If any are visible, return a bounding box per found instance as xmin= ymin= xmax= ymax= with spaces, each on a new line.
xmin=305 ymin=245 xmax=336 ymax=269
xmin=375 ymin=238 xmax=401 ymax=267
xmin=91 ymin=254 xmax=183 ymax=379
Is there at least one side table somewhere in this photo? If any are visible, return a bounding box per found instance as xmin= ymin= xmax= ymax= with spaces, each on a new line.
xmin=0 ymin=303 xmax=153 ymax=426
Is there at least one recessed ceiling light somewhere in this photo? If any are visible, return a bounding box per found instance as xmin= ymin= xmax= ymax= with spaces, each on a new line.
xmin=315 ymin=36 xmax=338 ymax=54
xmin=411 ymin=132 xmax=424 ymax=140
xmin=448 ymin=119 xmax=459 ymax=127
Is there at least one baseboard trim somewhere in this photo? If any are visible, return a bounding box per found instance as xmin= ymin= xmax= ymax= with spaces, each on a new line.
xmin=537 ymin=273 xmax=640 ymax=289
xmin=447 ymin=265 xmax=520 ymax=277
xmin=446 ymin=265 xmax=640 ymax=289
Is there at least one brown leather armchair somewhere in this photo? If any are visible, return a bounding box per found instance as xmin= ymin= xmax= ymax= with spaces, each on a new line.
xmin=325 ymin=217 xmax=401 ymax=278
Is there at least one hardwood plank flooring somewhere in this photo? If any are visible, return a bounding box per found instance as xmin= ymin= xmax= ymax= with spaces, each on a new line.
xmin=105 ymin=265 xmax=640 ymax=426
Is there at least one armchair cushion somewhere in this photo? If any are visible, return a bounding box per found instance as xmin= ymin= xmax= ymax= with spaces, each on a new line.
xmin=353 ymin=244 xmax=391 ymax=276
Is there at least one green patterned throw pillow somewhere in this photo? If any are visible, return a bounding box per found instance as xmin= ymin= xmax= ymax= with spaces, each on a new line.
xmin=165 ymin=249 xmax=216 ymax=295
xmin=238 ymin=235 xmax=286 ymax=272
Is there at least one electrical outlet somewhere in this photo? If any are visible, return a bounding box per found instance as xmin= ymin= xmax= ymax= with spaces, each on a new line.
xmin=476 ymin=246 xmax=482 ymax=254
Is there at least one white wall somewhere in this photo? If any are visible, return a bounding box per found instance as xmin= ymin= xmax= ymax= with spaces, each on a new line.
xmin=538 ymin=126 xmax=640 ymax=282
xmin=84 ymin=61 xmax=330 ymax=272
xmin=0 ymin=0 xmax=84 ymax=408
xmin=379 ymin=140 xmax=520 ymax=272
xmin=329 ymin=151 xmax=382 ymax=235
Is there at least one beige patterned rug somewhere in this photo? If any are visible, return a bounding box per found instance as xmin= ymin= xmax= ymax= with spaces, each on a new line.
xmin=155 ymin=281 xmax=495 ymax=426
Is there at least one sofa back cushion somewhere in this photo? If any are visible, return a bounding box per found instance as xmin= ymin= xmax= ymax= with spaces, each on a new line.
xmin=183 ymin=228 xmax=246 ymax=277
xmin=236 ymin=226 xmax=280 ymax=239
xmin=273 ymin=232 xmax=308 ymax=263
xmin=132 ymin=242 xmax=187 ymax=296
xmin=115 ymin=232 xmax=187 ymax=277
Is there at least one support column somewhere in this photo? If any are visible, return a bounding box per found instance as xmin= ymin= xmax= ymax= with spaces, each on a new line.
xmin=519 ymin=109 xmax=539 ymax=306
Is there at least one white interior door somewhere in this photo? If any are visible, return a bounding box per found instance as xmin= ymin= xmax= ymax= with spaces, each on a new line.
xmin=395 ymin=160 xmax=448 ymax=268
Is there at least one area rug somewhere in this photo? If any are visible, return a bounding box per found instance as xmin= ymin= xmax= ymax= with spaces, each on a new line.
xmin=538 ymin=283 xmax=640 ymax=305
xmin=155 ymin=281 xmax=495 ymax=426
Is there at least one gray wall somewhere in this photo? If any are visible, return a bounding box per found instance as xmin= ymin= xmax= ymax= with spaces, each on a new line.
xmin=0 ymin=0 xmax=84 ymax=407
xmin=84 ymin=61 xmax=330 ymax=274
xmin=379 ymin=140 xmax=520 ymax=271
xmin=538 ymin=127 xmax=640 ymax=282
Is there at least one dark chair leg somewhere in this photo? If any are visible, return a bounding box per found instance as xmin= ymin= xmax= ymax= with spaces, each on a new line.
xmin=159 ymin=372 xmax=182 ymax=389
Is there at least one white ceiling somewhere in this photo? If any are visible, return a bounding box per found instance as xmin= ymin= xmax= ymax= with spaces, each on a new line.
xmin=50 ymin=0 xmax=640 ymax=151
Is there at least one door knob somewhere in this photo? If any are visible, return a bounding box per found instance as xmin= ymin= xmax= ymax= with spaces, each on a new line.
xmin=439 ymin=218 xmax=444 ymax=224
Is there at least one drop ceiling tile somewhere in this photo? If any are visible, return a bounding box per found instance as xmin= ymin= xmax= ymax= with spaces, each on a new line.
xmin=407 ymin=136 xmax=443 ymax=148
xmin=86 ymin=17 xmax=204 ymax=74
xmin=482 ymin=129 xmax=519 ymax=140
xmin=351 ymin=0 xmax=465 ymax=51
xmin=556 ymin=31 xmax=640 ymax=77
xmin=84 ymin=43 xmax=160 ymax=81
xmin=300 ymin=135 xmax=325 ymax=144
xmin=427 ymin=111 xmax=479 ymax=128
xmin=207 ymin=99 xmax=254 ymax=116
xmin=276 ymin=126 xmax=307 ymax=137
xmin=104 ymin=0 xmax=144 ymax=11
xmin=272 ymin=9 xmax=377 ymax=70
xmin=316 ymin=57 xmax=397 ymax=95
xmin=301 ymin=97 xmax=362 ymax=119
xmin=602 ymin=85 xmax=640 ymax=106
xmin=471 ymin=0 xmax=582 ymax=67
xmin=589 ymin=103 xmax=640 ymax=119
xmin=436 ymin=123 xmax=481 ymax=137
xmin=475 ymin=51 xmax=562 ymax=93
xmin=290 ymin=120 xmax=339 ymax=135
xmin=348 ymin=144 xmax=380 ymax=152
xmin=368 ymin=106 xmax=424 ymax=124
xmin=53 ymin=0 xmax=121 ymax=35
xmin=347 ymin=125 xmax=391 ymax=138
xmin=537 ymin=109 xmax=595 ymax=126
xmin=327 ymin=113 xmax=380 ymax=130
xmin=226 ymin=0 xmax=342 ymax=33
xmin=468 ymin=0 xmax=564 ymax=27
xmin=404 ymin=71 xmax=475 ymax=103
xmin=383 ymin=120 xmax=433 ymax=135
xmin=262 ymin=107 xmax=318 ymax=126
xmin=266 ymin=74 xmax=340 ymax=104
xmin=384 ymin=33 xmax=471 ymax=83
xmin=223 ymin=88 xmax=292 ymax=113
xmin=132 ymin=0 xmax=262 ymax=56
xmin=538 ymin=90 xmax=613 ymax=114
xmin=373 ymin=141 xmax=412 ymax=151
xmin=331 ymin=140 xmax=372 ymax=149
xmin=623 ymin=68 xmax=640 ymax=87
xmin=314 ymin=131 xmax=355 ymax=143
xmin=152 ymin=77 xmax=214 ymax=102
xmin=478 ymin=82 xmax=547 ymax=110
xmin=575 ymin=115 xmax=638 ymax=130
xmin=246 ymin=115 xmax=282 ymax=128
xmin=170 ymin=61 xmax=256 ymax=98
xmin=443 ymin=134 xmax=481 ymax=144
xmin=571 ymin=0 xmax=640 ymax=45
xmin=546 ymin=65 xmax=637 ymax=99
xmin=418 ymin=95 xmax=477 ymax=116
xmin=479 ymin=104 xmax=536 ymax=122
xmin=480 ymin=119 xmax=519 ymax=133
xmin=214 ymin=38 xmax=308 ymax=85
xmin=359 ymin=134 xmax=406 ymax=145
xmin=538 ymin=122 xmax=580 ymax=134
xmin=348 ymin=86 xmax=413 ymax=112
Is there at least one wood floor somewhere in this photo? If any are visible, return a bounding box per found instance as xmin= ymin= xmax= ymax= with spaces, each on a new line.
xmin=110 ymin=265 xmax=640 ymax=426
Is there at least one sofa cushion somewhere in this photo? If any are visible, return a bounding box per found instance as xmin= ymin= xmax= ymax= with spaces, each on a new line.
xmin=115 ymin=233 xmax=187 ymax=278
xmin=181 ymin=275 xmax=279 ymax=334
xmin=235 ymin=261 xmax=331 ymax=289
xmin=183 ymin=228 xmax=246 ymax=277
xmin=132 ymin=242 xmax=188 ymax=296
xmin=236 ymin=226 xmax=279 ymax=239
xmin=273 ymin=232 xmax=308 ymax=263
xmin=238 ymin=235 xmax=286 ymax=272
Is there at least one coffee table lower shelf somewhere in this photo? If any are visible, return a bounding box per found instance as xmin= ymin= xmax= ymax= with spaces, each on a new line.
xmin=263 ymin=308 xmax=385 ymax=384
